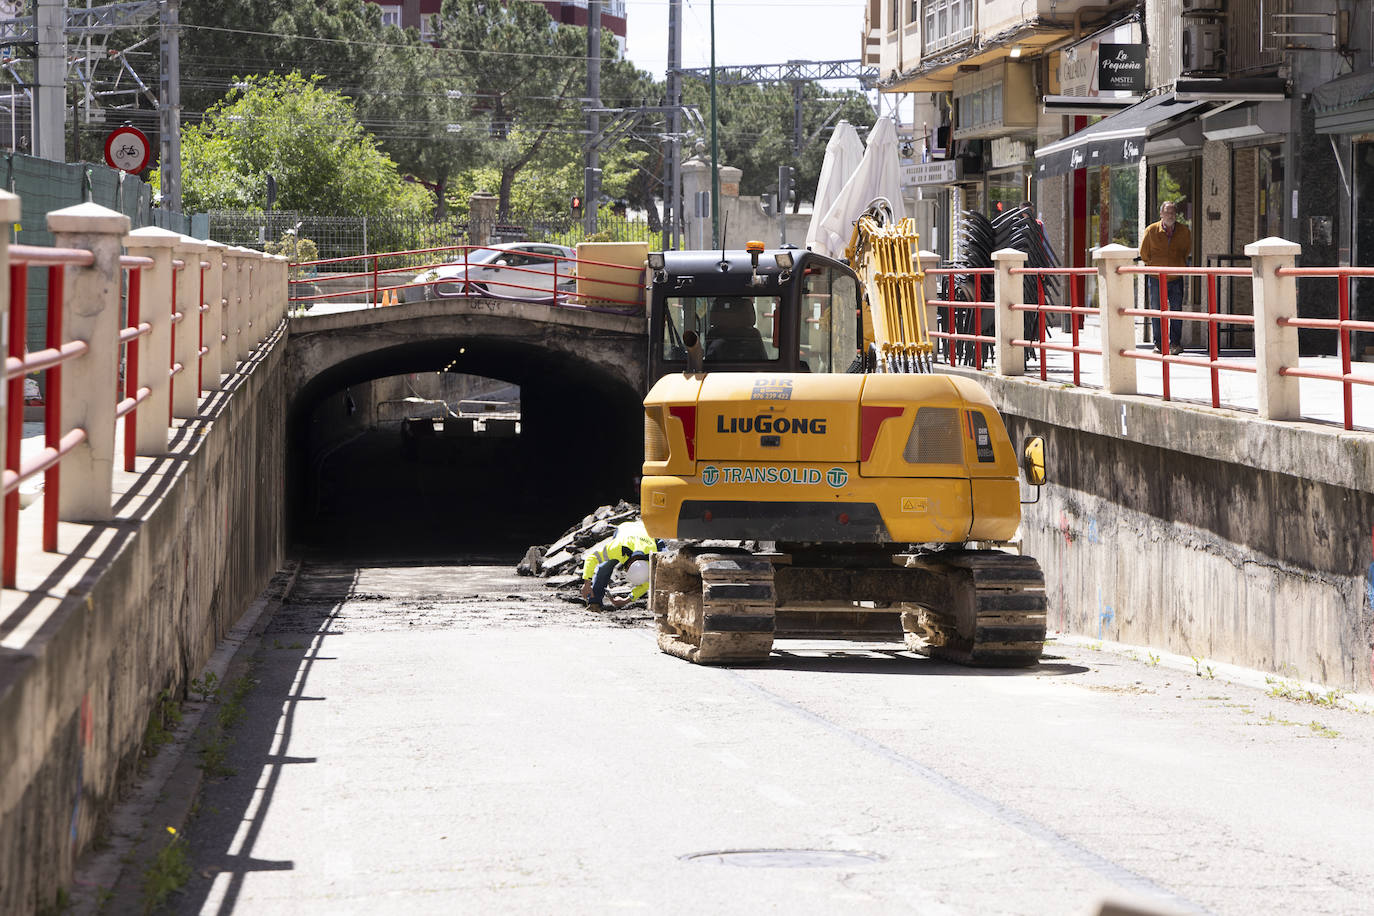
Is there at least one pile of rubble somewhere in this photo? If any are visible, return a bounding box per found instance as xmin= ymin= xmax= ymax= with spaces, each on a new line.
xmin=516 ymin=501 xmax=644 ymax=603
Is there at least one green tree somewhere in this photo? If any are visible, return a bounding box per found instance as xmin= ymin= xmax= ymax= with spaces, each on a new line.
xmin=169 ymin=73 xmax=428 ymax=215
xmin=436 ymin=0 xmax=589 ymax=217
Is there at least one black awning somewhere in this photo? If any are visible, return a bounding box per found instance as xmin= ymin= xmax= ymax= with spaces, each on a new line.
xmin=1313 ymin=69 xmax=1374 ymax=134
xmin=1034 ymin=93 xmax=1210 ymax=180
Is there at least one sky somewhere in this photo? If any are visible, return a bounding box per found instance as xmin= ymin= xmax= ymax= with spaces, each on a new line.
xmin=621 ymin=0 xmax=870 ymax=79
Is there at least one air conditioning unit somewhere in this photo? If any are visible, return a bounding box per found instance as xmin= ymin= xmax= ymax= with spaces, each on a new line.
xmin=1180 ymin=0 xmax=1224 ymax=12
xmin=1182 ymin=20 xmax=1226 ymax=74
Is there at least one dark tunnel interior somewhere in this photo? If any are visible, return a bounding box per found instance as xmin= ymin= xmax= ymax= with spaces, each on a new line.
xmin=288 ymin=336 xmax=644 ymax=560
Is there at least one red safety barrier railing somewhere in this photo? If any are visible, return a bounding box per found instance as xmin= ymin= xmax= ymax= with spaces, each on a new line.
xmin=117 ymin=256 xmax=154 ymax=473
xmin=4 ymin=244 xmax=95 ymax=586
xmin=1008 ymin=267 xmax=1100 ymax=386
xmin=1116 ymin=265 xmax=1256 ymax=406
xmin=927 ymin=267 xmax=994 ymax=369
xmin=1272 ymin=266 xmax=1374 ymax=430
xmin=287 ymin=244 xmax=647 ymax=313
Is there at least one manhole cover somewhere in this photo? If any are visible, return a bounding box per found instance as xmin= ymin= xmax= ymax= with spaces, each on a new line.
xmin=681 ymin=849 xmax=882 ymax=869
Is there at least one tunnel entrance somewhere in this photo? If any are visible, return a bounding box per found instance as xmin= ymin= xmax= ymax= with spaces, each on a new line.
xmin=289 ymin=337 xmax=643 ymax=559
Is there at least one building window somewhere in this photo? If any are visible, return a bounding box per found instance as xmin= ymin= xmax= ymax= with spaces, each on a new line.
xmin=378 ymin=5 xmax=401 ymax=28
xmin=923 ymin=0 xmax=973 ymax=54
xmin=421 ymin=13 xmax=438 ymax=41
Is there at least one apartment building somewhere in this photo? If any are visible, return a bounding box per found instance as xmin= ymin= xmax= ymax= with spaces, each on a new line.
xmin=863 ymin=1 xmax=1374 ymax=356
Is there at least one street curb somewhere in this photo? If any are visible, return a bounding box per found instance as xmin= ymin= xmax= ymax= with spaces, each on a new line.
xmin=69 ymin=561 xmax=300 ymax=915
xmin=1051 ymin=632 xmax=1374 ymax=713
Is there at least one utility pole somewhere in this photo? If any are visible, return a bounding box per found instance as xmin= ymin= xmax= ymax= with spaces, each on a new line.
xmin=34 ymin=0 xmax=62 ymax=160
xmin=583 ymin=1 xmax=601 ymax=235
xmin=159 ymin=0 xmax=182 ymax=213
xmin=709 ymin=0 xmax=718 ymax=249
xmin=663 ymin=0 xmax=682 ymax=250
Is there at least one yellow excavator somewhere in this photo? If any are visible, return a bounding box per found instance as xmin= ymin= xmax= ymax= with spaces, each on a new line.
xmin=641 ymin=202 xmax=1048 ymax=666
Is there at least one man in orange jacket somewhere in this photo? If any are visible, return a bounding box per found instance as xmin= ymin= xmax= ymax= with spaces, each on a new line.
xmin=1139 ymin=200 xmax=1192 ymax=353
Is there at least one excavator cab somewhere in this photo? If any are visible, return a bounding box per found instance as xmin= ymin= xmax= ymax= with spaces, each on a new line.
xmin=646 ymin=248 xmax=860 ymax=382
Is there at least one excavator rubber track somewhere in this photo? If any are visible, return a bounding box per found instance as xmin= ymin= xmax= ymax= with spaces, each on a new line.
xmin=901 ymin=552 xmax=1047 ymax=667
xmin=652 ymin=548 xmax=775 ymax=665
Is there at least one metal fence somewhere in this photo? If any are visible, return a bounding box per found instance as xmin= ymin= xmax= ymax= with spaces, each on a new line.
xmin=3 ymin=151 xmax=189 ymax=352
xmin=209 ymin=209 xmax=655 ymax=265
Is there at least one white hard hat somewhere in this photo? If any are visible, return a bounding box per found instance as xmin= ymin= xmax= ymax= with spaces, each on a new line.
xmin=626 ymin=559 xmax=651 ymax=587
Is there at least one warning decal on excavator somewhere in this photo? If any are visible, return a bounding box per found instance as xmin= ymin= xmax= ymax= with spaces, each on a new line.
xmin=700 ymin=465 xmax=846 ymax=487
xmin=900 ymin=496 xmax=929 ymax=513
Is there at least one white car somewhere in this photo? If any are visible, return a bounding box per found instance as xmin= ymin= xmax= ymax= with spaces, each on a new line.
xmin=402 ymin=242 xmax=577 ymax=302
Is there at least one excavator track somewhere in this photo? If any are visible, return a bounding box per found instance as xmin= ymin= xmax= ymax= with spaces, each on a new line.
xmin=901 ymin=552 xmax=1047 ymax=667
xmin=652 ymin=548 xmax=775 ymax=665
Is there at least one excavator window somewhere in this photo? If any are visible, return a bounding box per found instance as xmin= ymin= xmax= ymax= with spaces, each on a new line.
xmin=799 ymin=266 xmax=859 ymax=373
xmin=659 ymin=295 xmax=780 ymax=364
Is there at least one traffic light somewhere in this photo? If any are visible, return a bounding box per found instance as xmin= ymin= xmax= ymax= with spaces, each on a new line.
xmin=777 ymin=165 xmax=796 ymax=213
xmin=571 ymin=195 xmax=583 ymax=217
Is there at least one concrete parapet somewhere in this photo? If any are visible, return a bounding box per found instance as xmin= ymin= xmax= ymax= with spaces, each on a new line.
xmin=944 ymin=365 xmax=1374 ymax=694
xmin=0 ymin=326 xmax=287 ymax=914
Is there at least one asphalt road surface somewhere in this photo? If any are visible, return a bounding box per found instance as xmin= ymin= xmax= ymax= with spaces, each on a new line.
xmin=172 ymin=557 xmax=1374 ymax=916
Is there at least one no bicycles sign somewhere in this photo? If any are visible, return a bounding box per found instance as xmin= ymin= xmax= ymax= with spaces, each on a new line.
xmin=104 ymin=125 xmax=151 ymax=174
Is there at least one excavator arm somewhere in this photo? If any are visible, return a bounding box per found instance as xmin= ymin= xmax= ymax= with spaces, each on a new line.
xmin=844 ymin=199 xmax=935 ymax=373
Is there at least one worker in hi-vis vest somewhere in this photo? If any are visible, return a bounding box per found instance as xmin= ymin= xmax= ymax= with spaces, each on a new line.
xmin=580 ymin=519 xmax=659 ymax=611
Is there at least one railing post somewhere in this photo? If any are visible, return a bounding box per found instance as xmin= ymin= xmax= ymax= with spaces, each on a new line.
xmin=229 ymin=248 xmax=252 ymax=361
xmin=1095 ymin=243 xmax=1141 ymax=396
xmin=201 ymin=240 xmax=226 ymax=389
xmin=124 ymin=228 xmax=179 ymax=456
xmin=992 ymin=247 xmax=1027 ymax=377
xmin=1245 ymin=236 xmax=1303 ymax=420
xmin=0 ymin=191 xmax=18 ymax=555
xmin=251 ymin=250 xmax=270 ymax=342
xmin=917 ymin=249 xmax=940 ymax=353
xmin=173 ymin=235 xmax=207 ymax=418
xmin=271 ymin=254 xmax=288 ymax=328
xmin=49 ymin=202 xmax=130 ymax=521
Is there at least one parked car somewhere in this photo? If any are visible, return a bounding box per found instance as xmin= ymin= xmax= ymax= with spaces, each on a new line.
xmin=401 ymin=242 xmax=577 ymax=303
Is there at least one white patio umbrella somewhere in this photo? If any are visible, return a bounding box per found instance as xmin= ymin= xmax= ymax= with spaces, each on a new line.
xmin=803 ymin=120 xmax=865 ymax=254
xmin=806 ymin=116 xmax=907 ymax=261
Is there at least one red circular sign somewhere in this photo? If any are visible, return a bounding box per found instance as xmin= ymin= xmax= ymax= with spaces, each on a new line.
xmin=104 ymin=126 xmax=151 ymax=174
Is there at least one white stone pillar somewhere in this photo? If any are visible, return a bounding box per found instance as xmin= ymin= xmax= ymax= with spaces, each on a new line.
xmin=123 ymin=228 xmax=179 ymax=456
xmin=0 ymin=191 xmax=19 ymax=551
xmin=1095 ymin=244 xmax=1141 ymax=396
xmin=992 ymin=247 xmax=1027 ymax=377
xmin=227 ymin=248 xmax=252 ymax=361
xmin=200 ymin=240 xmax=226 ymax=389
xmin=271 ymin=254 xmax=288 ymax=329
xmin=1246 ymin=236 xmax=1303 ymax=420
xmin=172 ymin=235 xmax=207 ymax=418
xmin=49 ymin=203 xmax=130 ymax=521
xmin=917 ymin=249 xmax=941 ymax=357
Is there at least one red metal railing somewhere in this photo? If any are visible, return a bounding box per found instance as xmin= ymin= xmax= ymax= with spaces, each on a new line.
xmin=4 ymin=244 xmax=95 ymax=585
xmin=288 ymin=244 xmax=647 ymax=313
xmin=1273 ymin=266 xmax=1374 ymax=430
xmin=927 ymin=267 xmax=994 ymax=368
xmin=116 ymin=256 xmax=154 ymax=473
xmin=1117 ymin=265 xmax=1256 ymax=406
xmin=1008 ymin=267 xmax=1100 ymax=386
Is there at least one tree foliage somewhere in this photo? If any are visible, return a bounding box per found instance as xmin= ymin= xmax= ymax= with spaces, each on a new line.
xmin=171 ymin=73 xmax=427 ymax=215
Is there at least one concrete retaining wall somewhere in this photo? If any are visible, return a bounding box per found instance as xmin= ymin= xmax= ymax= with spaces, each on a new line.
xmin=0 ymin=329 xmax=287 ymax=913
xmin=950 ymin=367 xmax=1374 ymax=693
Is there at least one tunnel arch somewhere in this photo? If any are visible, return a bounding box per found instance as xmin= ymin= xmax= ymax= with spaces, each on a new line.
xmin=285 ymin=305 xmax=647 ymax=555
